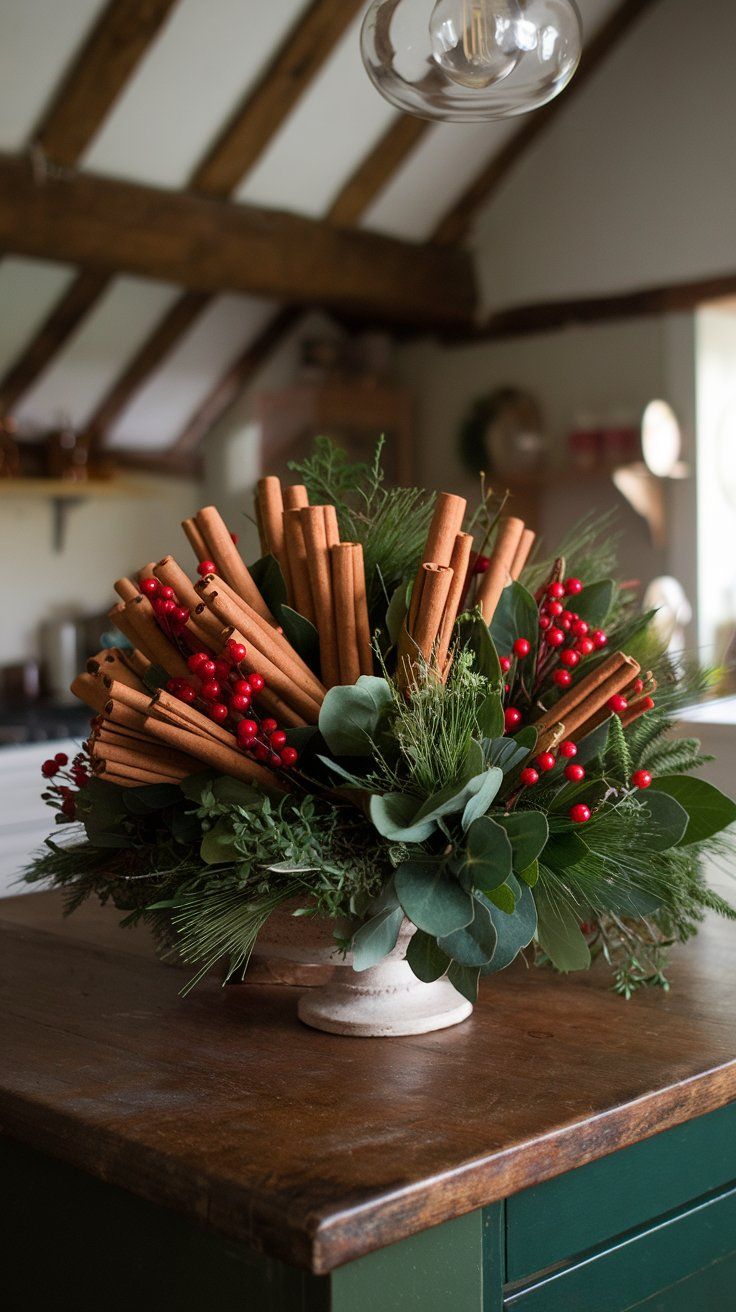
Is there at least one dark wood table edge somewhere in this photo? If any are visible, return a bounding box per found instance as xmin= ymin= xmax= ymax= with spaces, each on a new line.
xmin=2 ymin=1063 xmax=734 ymax=1274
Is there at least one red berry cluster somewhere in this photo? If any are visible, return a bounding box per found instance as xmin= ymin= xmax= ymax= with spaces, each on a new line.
xmin=139 ymin=576 xmax=191 ymax=637
xmin=40 ymin=750 xmax=90 ymax=819
xmin=166 ymin=638 xmax=299 ymax=772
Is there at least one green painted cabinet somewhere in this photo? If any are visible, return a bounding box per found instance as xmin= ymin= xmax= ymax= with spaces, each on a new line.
xmin=3 ymin=1104 xmax=736 ymax=1311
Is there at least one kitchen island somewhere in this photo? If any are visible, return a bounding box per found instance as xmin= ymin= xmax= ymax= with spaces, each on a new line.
xmin=1 ymin=890 xmax=735 ymax=1311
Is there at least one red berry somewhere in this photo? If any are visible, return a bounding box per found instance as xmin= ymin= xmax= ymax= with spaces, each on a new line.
xmin=572 ymin=619 xmax=589 ymax=637
xmin=261 ymin=717 xmax=278 ymax=733
xmin=631 ymin=769 xmax=653 ymax=789
xmin=41 ymin=759 xmax=58 ymax=778
xmin=560 ymin=648 xmax=580 ymax=668
xmin=188 ymin=651 xmax=209 ymax=674
xmin=546 ymin=627 xmax=566 ymax=648
xmin=519 ymin=766 xmax=539 ymax=787
xmin=564 ymin=577 xmax=583 ymax=595
xmin=177 ymin=684 xmax=197 ymax=704
xmin=504 ymin=707 xmax=522 ymax=731
xmin=504 ymin=683 xmax=510 ymax=694
xmin=154 ymin=597 xmax=176 ymax=618
xmin=633 ymin=678 xmax=644 ymax=694
xmin=570 ymin=803 xmax=591 ymax=824
xmin=210 ymin=703 xmax=229 ymax=724
xmin=546 ymin=599 xmax=564 ymax=617
xmin=535 ymin=751 xmax=556 ymax=772
xmin=227 ymin=640 xmax=247 ymax=663
xmin=232 ymin=680 xmax=251 ymax=697
xmin=200 ymin=679 xmax=221 ymax=702
xmin=558 ymin=740 xmax=577 ymax=758
xmin=591 ymin=629 xmax=608 ymax=649
xmin=158 ymin=585 xmax=176 ymax=602
xmin=254 ymin=743 xmax=270 ymax=762
xmin=61 ymin=796 xmax=76 ymax=819
xmin=500 ymin=656 xmax=512 ymax=673
xmin=553 ymin=669 xmax=573 ymax=688
xmin=608 ymin=695 xmax=628 ymax=714
xmin=576 ymin=637 xmax=595 ymax=656
xmin=172 ymin=606 xmax=190 ymax=627
xmin=473 ymin=553 xmax=490 ymax=575
xmin=513 ymin=637 xmax=531 ymax=658
xmin=642 ymin=696 xmax=655 ymax=711
xmin=565 ymin=763 xmax=586 ymax=782
xmin=560 ymin=610 xmax=574 ymax=625
xmin=269 ymin=752 xmax=282 ymax=769
xmin=166 ymin=678 xmax=185 ymax=693
xmin=230 ymin=693 xmax=251 ymax=713
xmin=54 ymin=752 xmax=69 ymax=766
xmin=213 ymin=659 xmax=231 ymax=682
xmin=200 ymin=659 xmax=217 ymax=679
xmin=197 ymin=560 xmax=216 ymax=577
xmin=280 ymin=746 xmax=298 ymax=767
xmin=237 ymin=719 xmax=258 ymax=740
xmin=547 ymin=581 xmax=566 ymax=600
xmin=140 ymin=577 xmax=159 ymax=598
xmin=270 ymin=730 xmax=287 ymax=750
xmin=539 ymin=615 xmax=551 ymax=630
xmin=249 ymin=672 xmax=265 ymax=693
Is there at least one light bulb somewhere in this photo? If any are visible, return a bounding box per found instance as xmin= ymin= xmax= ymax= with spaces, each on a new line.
xmin=429 ymin=0 xmax=519 ymax=90
xmin=361 ymin=0 xmax=582 ymax=122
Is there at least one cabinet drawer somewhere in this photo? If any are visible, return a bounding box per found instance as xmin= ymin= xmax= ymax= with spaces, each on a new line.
xmin=506 ymin=1102 xmax=736 ymax=1281
xmin=505 ymin=1182 xmax=736 ymax=1312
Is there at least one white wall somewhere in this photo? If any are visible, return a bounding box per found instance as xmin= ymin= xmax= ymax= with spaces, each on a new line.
xmin=396 ymin=314 xmax=676 ymax=600
xmin=473 ymin=0 xmax=736 ymax=313
xmin=695 ymin=306 xmax=736 ymax=661
xmin=0 ymin=475 xmax=201 ymax=664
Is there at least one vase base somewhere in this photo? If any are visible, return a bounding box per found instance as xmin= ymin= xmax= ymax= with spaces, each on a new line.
xmin=297 ymin=975 xmax=472 ymax=1037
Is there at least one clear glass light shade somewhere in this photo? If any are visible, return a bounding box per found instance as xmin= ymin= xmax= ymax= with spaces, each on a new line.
xmin=360 ymin=0 xmax=583 ymax=122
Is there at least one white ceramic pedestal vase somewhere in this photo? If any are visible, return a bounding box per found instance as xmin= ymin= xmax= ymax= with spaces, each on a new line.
xmin=297 ymin=919 xmax=473 ymax=1038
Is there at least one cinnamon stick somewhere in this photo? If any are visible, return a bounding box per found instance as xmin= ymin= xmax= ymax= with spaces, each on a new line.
xmin=283 ymin=484 xmax=309 ymax=511
xmin=352 ymin=542 xmax=373 ymax=677
xmin=194 ymin=505 xmax=273 ymax=623
xmin=182 ymin=516 xmax=209 ymax=563
xmin=476 ymin=516 xmax=526 ymax=625
xmin=90 ymin=739 xmax=195 ymax=778
xmin=510 ymin=528 xmax=536 ymax=581
xmin=104 ymin=697 xmax=149 ymax=734
xmin=151 ymin=689 xmax=237 ymax=747
xmin=120 ymin=647 xmax=151 ymax=681
xmin=114 ymin=577 xmax=139 ymax=602
xmin=331 ymin=544 xmax=361 ymax=686
xmin=197 ymin=587 xmax=325 ymax=708
xmin=257 ymin=477 xmax=289 ymax=566
xmin=142 ymin=712 xmax=286 ymax=791
xmin=533 ymin=652 xmax=632 ymax=735
xmin=95 ymin=761 xmax=179 ymax=788
xmin=423 ymin=492 xmax=467 ymax=567
xmin=537 ymin=655 xmax=641 ymax=750
xmin=87 ymin=650 xmax=146 ymax=693
xmin=71 ymin=673 xmax=108 ymax=714
xmin=398 ymin=564 xmax=454 ymax=688
xmin=198 ymin=599 xmax=321 ymax=723
xmin=283 ymin=507 xmax=315 ymax=623
xmin=436 ymin=532 xmax=474 ymax=671
xmin=108 ymin=602 xmax=152 ymax=659
xmin=223 ymin=628 xmax=308 ymax=729
xmin=301 ymin=506 xmax=340 ymax=688
xmin=124 ymin=596 xmax=191 ymax=680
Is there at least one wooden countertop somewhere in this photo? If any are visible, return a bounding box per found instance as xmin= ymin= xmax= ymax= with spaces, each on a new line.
xmin=1 ymin=890 xmax=735 ymax=1274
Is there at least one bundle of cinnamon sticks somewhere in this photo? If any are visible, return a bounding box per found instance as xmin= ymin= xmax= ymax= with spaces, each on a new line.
xmin=253 ymin=476 xmax=373 ymax=688
xmin=532 ymin=653 xmax=654 ymax=754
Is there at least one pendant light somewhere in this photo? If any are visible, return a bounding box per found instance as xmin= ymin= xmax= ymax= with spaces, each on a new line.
xmin=360 ymin=0 xmax=582 ymax=122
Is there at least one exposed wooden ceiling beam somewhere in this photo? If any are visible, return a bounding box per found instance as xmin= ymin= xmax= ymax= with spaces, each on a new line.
xmin=0 ymin=155 xmax=476 ymax=328
xmin=0 ymin=0 xmax=179 ymax=415
xmin=327 ymin=116 xmax=430 ymax=227
xmin=86 ymin=291 xmax=209 ymax=448
xmin=84 ymin=0 xmax=363 ymax=449
xmin=448 ymin=269 xmax=736 ymax=344
xmin=114 ymin=447 xmax=203 ymax=479
xmin=0 ymin=269 xmax=110 ymax=411
xmin=33 ymin=0 xmax=179 ymax=167
xmin=432 ymin=0 xmax=663 ymax=246
xmin=192 ymin=0 xmax=364 ymax=197
xmin=171 ymin=307 xmax=302 ymax=456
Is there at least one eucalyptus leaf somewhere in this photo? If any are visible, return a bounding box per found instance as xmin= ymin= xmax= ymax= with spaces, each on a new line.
xmin=574 ymin=579 xmax=616 ymax=626
xmin=319 ymin=676 xmax=393 ymax=756
xmin=461 ymin=767 xmax=504 ymax=830
xmin=122 ymin=784 xmax=181 ymax=814
xmin=452 ymin=815 xmax=512 ymax=895
xmin=317 ymin=755 xmax=369 ymax=790
xmin=535 ymin=890 xmax=591 ymax=972
xmin=454 ymin=610 xmax=502 ymax=684
xmin=447 ymin=961 xmax=481 ymax=1002
xmin=575 ymin=717 xmax=612 ymax=765
xmin=490 ymin=582 xmax=539 ymax=669
xmin=480 ymin=879 xmax=537 ymax=974
xmin=496 ymin=810 xmax=549 ymax=870
xmin=486 ymin=734 xmax=533 ymax=775
xmin=249 ymin=554 xmax=288 ymax=610
xmin=461 ymin=737 xmax=485 ymax=781
xmin=351 ymin=904 xmax=404 ymax=971
xmin=200 ymin=819 xmax=240 ymax=865
xmin=439 ymin=897 xmax=497 ymax=966
xmin=178 ymin=771 xmax=217 ymax=803
xmin=385 ymin=582 xmax=408 ymax=646
xmin=414 ymin=769 xmax=503 ymax=827
xmin=545 ymin=831 xmax=589 ymax=869
xmin=209 ymin=777 xmax=264 ymax=809
xmin=651 ymin=775 xmax=736 ymax=846
xmin=477 ymin=692 xmax=505 ymax=739
xmin=638 ymin=788 xmax=689 ymax=851
xmin=369 ymin=793 xmax=437 ymax=843
xmin=484 ymin=883 xmax=516 ymax=913
xmin=519 ymin=858 xmax=539 ymax=887
xmin=395 ymin=858 xmax=475 ymax=936
xmin=405 ymin=929 xmax=451 ymax=983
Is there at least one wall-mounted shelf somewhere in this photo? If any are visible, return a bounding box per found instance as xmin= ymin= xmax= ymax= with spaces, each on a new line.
xmin=0 ymin=478 xmax=154 ymax=549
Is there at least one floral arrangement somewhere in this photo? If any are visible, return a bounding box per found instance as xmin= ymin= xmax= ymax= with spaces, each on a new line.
xmin=28 ymin=438 xmax=736 ymax=1002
